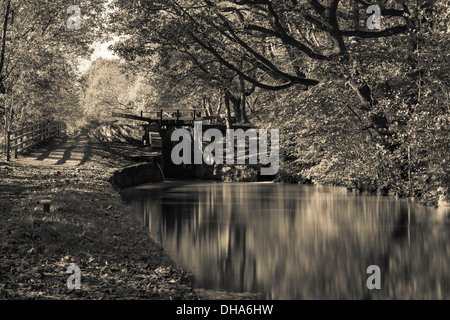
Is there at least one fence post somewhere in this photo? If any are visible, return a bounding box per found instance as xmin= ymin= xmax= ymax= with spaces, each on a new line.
xmin=6 ymin=131 xmax=11 ymax=161
xmin=14 ymin=130 xmax=18 ymax=158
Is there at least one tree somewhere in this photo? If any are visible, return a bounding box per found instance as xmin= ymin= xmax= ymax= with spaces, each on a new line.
xmin=0 ymin=0 xmax=109 ymax=133
xmin=80 ymin=57 xmax=163 ymax=123
xmin=108 ymin=0 xmax=448 ymax=204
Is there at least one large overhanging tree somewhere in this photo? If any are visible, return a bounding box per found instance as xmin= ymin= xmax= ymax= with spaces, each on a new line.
xmin=109 ymin=0 xmax=439 ymax=143
xmin=110 ymin=0 xmax=448 ymax=200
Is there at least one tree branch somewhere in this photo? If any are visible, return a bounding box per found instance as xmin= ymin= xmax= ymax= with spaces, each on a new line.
xmin=188 ymin=29 xmax=318 ymax=90
xmin=341 ymin=25 xmax=408 ymax=38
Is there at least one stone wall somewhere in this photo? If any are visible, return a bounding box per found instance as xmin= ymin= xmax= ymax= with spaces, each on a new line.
xmin=110 ymin=161 xmax=164 ymax=189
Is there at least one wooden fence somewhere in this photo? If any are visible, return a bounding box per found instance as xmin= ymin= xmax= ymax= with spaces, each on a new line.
xmin=6 ymin=121 xmax=64 ymax=161
xmin=112 ymin=109 xmax=203 ymax=126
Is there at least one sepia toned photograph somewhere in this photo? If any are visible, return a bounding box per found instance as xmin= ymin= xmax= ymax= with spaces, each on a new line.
xmin=0 ymin=0 xmax=449 ymax=306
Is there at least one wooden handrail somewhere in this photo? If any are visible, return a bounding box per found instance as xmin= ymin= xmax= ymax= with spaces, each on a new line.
xmin=6 ymin=121 xmax=63 ymax=161
xmin=113 ymin=109 xmax=203 ymax=123
xmin=9 ymin=123 xmax=41 ymax=135
xmin=11 ymin=124 xmax=59 ymax=148
xmin=10 ymin=125 xmax=47 ymax=142
xmin=146 ymin=108 xmax=199 ymax=113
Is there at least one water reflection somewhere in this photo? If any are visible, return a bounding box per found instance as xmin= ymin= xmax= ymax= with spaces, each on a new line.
xmin=125 ymin=182 xmax=450 ymax=299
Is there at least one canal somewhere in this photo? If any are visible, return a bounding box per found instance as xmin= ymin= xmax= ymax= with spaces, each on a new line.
xmin=123 ymin=181 xmax=450 ymax=299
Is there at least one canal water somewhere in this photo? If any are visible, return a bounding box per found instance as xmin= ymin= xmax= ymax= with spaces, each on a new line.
xmin=123 ymin=181 xmax=450 ymax=299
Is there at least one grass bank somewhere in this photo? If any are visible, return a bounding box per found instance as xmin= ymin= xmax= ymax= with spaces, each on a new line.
xmin=0 ymin=136 xmax=197 ymax=299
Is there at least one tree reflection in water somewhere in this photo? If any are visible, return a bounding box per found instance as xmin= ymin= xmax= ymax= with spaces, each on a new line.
xmin=126 ymin=182 xmax=450 ymax=299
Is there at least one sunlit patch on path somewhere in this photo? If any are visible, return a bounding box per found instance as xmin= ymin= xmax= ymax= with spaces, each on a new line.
xmin=16 ymin=135 xmax=90 ymax=167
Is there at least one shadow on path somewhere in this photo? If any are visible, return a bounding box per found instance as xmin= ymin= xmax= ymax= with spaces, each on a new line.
xmin=54 ymin=136 xmax=82 ymax=165
xmin=19 ymin=135 xmax=88 ymax=167
xmin=35 ymin=136 xmax=69 ymax=161
xmin=78 ymin=139 xmax=92 ymax=166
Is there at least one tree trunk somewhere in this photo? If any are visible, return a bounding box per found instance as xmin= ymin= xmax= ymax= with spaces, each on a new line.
xmin=0 ymin=0 xmax=11 ymax=92
xmin=216 ymin=92 xmax=222 ymax=115
xmin=239 ymin=76 xmax=248 ymax=123
xmin=202 ymin=96 xmax=210 ymax=117
xmin=232 ymin=98 xmax=241 ymax=123
xmin=347 ymin=80 xmax=395 ymax=150
xmin=226 ymin=89 xmax=241 ymax=123
xmin=206 ymin=97 xmax=213 ymax=117
xmin=224 ymin=91 xmax=232 ymax=129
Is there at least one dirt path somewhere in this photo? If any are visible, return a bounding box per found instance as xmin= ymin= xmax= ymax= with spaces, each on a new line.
xmin=15 ymin=135 xmax=90 ymax=168
xmin=0 ymin=135 xmax=92 ymax=217
xmin=0 ymin=135 xmax=197 ymax=299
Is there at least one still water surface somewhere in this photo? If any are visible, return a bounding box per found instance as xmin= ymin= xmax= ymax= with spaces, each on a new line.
xmin=125 ymin=181 xmax=450 ymax=299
